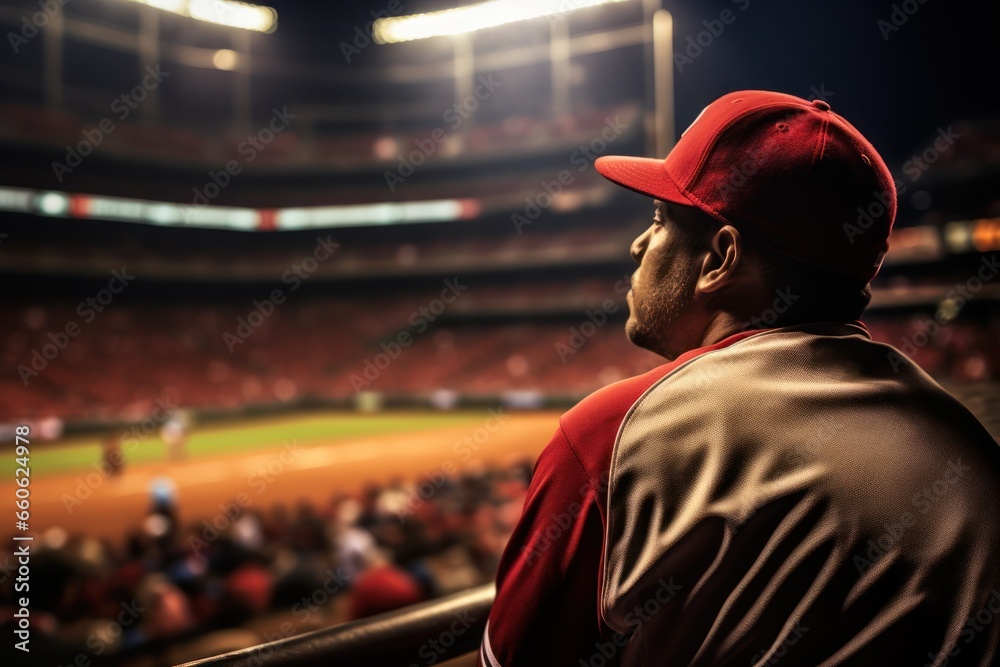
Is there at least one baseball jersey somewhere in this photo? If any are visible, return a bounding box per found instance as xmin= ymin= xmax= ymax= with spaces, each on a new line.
xmin=481 ymin=322 xmax=1000 ymax=666
xmin=479 ymin=328 xmax=764 ymax=667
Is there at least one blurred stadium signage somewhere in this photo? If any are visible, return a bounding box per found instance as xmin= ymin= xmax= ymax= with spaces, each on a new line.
xmin=0 ymin=186 xmax=477 ymax=231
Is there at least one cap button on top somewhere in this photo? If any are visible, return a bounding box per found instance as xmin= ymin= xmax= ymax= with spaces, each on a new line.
xmin=812 ymin=99 xmax=831 ymax=111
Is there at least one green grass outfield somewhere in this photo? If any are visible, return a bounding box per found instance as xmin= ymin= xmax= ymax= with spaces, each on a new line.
xmin=4 ymin=412 xmax=490 ymax=478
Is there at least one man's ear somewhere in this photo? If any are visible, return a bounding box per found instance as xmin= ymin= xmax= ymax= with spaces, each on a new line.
xmin=696 ymin=225 xmax=742 ymax=294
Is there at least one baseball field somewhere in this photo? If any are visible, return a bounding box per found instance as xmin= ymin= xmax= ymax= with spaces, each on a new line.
xmin=3 ymin=409 xmax=560 ymax=545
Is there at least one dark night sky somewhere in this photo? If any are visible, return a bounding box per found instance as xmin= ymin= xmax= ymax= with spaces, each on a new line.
xmin=262 ymin=0 xmax=999 ymax=164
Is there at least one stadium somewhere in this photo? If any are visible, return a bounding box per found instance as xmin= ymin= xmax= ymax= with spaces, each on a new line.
xmin=0 ymin=0 xmax=997 ymax=665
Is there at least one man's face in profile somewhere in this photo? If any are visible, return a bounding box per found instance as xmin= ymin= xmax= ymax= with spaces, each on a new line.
xmin=625 ymin=201 xmax=705 ymax=360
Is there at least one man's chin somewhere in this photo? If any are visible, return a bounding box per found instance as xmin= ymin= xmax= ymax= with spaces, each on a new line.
xmin=626 ymin=317 xmax=690 ymax=361
xmin=626 ymin=320 xmax=665 ymax=359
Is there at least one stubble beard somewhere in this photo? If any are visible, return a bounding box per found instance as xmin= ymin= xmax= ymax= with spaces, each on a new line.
xmin=626 ymin=265 xmax=699 ymax=360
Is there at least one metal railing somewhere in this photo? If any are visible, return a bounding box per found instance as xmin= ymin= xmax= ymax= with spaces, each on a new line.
xmin=178 ymin=584 xmax=494 ymax=667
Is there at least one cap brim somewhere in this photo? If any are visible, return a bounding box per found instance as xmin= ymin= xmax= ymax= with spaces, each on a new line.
xmin=594 ymin=155 xmax=694 ymax=206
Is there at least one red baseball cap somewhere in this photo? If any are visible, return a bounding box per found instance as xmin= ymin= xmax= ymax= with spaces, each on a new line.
xmin=595 ymin=90 xmax=896 ymax=283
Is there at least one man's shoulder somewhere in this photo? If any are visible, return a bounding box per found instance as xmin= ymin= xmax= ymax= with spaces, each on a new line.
xmin=557 ymin=331 xmax=770 ymax=474
xmin=563 ymin=364 xmax=674 ymax=430
xmin=556 ymin=362 xmax=675 ymax=475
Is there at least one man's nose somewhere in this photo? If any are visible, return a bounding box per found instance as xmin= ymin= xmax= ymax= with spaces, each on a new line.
xmin=630 ymin=228 xmax=650 ymax=264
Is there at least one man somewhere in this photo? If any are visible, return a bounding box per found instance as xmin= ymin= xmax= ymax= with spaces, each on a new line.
xmin=479 ymin=90 xmax=1000 ymax=666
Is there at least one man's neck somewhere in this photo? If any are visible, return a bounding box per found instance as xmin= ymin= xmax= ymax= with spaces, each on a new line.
xmin=698 ymin=311 xmax=758 ymax=350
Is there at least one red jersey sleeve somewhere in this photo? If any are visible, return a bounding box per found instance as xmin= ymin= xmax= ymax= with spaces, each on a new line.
xmin=479 ymin=331 xmax=767 ymax=666
xmin=479 ymin=424 xmax=611 ymax=666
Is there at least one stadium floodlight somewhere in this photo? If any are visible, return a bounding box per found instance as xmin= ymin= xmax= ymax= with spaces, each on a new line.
xmin=373 ymin=0 xmax=632 ymax=44
xmin=125 ymin=0 xmax=278 ymax=33
xmin=212 ymin=49 xmax=240 ymax=70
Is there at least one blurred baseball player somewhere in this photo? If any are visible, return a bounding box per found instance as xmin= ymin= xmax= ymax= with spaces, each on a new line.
xmin=480 ymin=91 xmax=1000 ymax=666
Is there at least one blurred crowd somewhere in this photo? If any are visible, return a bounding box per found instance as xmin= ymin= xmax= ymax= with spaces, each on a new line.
xmin=865 ymin=316 xmax=1000 ymax=383
xmin=0 ymin=460 xmax=531 ymax=666
xmin=4 ymin=293 xmax=998 ymax=426
xmin=0 ymin=102 xmax=638 ymax=177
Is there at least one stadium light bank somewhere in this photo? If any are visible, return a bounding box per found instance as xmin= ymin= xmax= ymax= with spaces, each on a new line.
xmin=372 ymin=0 xmax=633 ymax=44
xmin=372 ymin=0 xmax=675 ymax=158
xmin=123 ymin=0 xmax=277 ymax=33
